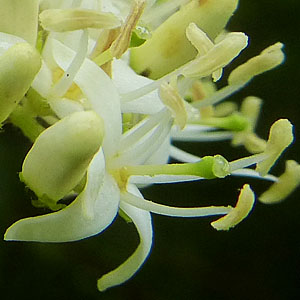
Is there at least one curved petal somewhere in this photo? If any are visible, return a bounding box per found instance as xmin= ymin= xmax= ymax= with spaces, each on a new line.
xmin=97 ymin=186 xmax=153 ymax=291
xmin=51 ymin=38 xmax=122 ymax=156
xmin=4 ymin=172 xmax=120 ymax=243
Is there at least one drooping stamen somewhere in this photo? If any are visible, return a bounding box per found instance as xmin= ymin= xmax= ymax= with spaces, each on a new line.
xmin=259 ymin=160 xmax=300 ymax=204
xmin=122 ymin=192 xmax=232 ymax=217
xmin=211 ymin=184 xmax=255 ymax=231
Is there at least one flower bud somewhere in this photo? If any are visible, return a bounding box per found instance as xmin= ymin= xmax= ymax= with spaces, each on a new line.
xmin=0 ymin=43 xmax=41 ymax=123
xmin=20 ymin=111 xmax=105 ymax=205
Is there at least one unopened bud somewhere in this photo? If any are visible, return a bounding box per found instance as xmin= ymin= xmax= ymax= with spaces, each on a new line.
xmin=21 ymin=111 xmax=105 ymax=204
xmin=0 ymin=43 xmax=41 ymax=123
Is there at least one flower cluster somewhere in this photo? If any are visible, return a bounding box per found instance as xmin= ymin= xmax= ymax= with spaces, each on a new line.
xmin=0 ymin=0 xmax=299 ymax=292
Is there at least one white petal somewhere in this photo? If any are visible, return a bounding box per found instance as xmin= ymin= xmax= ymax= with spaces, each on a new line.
xmin=5 ymin=173 xmax=120 ymax=242
xmin=51 ymin=39 xmax=122 ymax=156
xmin=97 ymin=188 xmax=153 ymax=291
xmin=113 ymin=59 xmax=164 ymax=114
xmin=50 ymin=97 xmax=84 ymax=118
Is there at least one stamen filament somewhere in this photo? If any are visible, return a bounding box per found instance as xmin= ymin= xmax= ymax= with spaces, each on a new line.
xmin=122 ymin=192 xmax=232 ymax=217
xmin=50 ymin=30 xmax=88 ymax=98
xmin=229 ymin=153 xmax=267 ymax=171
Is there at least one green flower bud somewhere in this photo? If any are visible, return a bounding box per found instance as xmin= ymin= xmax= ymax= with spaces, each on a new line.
xmin=20 ymin=111 xmax=105 ymax=205
xmin=0 ymin=43 xmax=41 ymax=123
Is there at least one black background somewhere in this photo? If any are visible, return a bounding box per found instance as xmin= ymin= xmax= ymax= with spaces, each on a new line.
xmin=0 ymin=1 xmax=299 ymax=299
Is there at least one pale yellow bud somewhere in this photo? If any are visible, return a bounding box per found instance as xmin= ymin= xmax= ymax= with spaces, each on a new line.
xmin=21 ymin=111 xmax=105 ymax=204
xmin=0 ymin=43 xmax=41 ymax=123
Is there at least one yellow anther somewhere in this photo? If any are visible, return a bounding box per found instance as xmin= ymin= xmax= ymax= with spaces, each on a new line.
xmin=159 ymin=81 xmax=187 ymax=129
xmin=228 ymin=42 xmax=285 ymax=85
xmin=211 ymin=184 xmax=255 ymax=231
xmin=182 ymin=32 xmax=248 ymax=78
xmin=256 ymin=119 xmax=294 ymax=176
xmin=259 ymin=160 xmax=300 ymax=204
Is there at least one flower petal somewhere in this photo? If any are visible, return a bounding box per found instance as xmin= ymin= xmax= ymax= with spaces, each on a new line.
xmin=97 ymin=187 xmax=153 ymax=291
xmin=113 ymin=59 xmax=164 ymax=114
xmin=51 ymin=38 xmax=122 ymax=156
xmin=4 ymin=173 xmax=120 ymax=242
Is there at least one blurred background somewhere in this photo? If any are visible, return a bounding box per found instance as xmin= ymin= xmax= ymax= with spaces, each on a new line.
xmin=0 ymin=1 xmax=299 ymax=299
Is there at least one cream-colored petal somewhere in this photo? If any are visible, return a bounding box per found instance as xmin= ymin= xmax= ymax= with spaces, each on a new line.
xmin=5 ymin=173 xmax=120 ymax=242
xmin=97 ymin=190 xmax=152 ymax=291
xmin=51 ymin=39 xmax=122 ymax=156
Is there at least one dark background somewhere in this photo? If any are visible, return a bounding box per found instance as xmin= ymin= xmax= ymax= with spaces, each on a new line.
xmin=0 ymin=1 xmax=299 ymax=299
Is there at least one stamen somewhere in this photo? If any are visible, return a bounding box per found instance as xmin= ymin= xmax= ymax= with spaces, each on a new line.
xmin=119 ymin=109 xmax=169 ymax=150
xmin=211 ymin=184 xmax=255 ymax=231
xmin=256 ymin=119 xmax=294 ymax=176
xmin=111 ymin=0 xmax=146 ymax=58
xmin=259 ymin=160 xmax=300 ymax=204
xmin=122 ymin=192 xmax=232 ymax=218
xmin=192 ymin=83 xmax=244 ymax=109
xmin=170 ymin=146 xmax=200 ymax=163
xmin=186 ymin=23 xmax=222 ymax=81
xmin=193 ymin=113 xmax=249 ymax=132
xmin=228 ymin=42 xmax=285 ymax=85
xmin=159 ymin=81 xmax=187 ymax=129
xmin=182 ymin=32 xmax=248 ymax=78
xmin=50 ymin=30 xmax=88 ymax=99
xmin=39 ymin=8 xmax=120 ymax=32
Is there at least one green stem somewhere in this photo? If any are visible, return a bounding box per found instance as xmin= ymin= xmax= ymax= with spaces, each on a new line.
xmin=9 ymin=101 xmax=44 ymax=142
